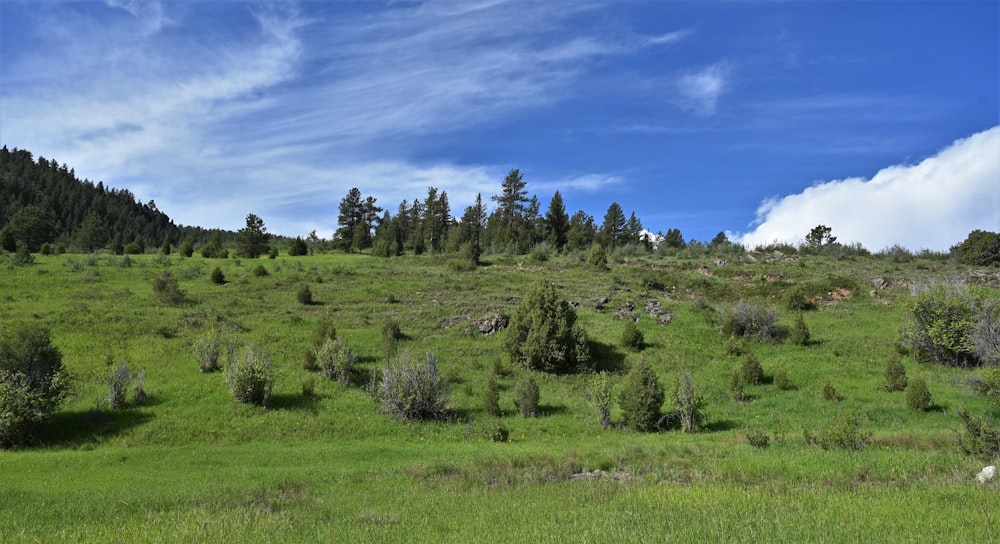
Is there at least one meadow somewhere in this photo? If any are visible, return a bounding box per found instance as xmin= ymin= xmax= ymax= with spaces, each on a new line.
xmin=1 ymin=249 xmax=998 ymax=542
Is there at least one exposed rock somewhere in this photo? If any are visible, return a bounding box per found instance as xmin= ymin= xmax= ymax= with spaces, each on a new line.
xmin=595 ymin=297 xmax=610 ymax=311
xmin=474 ymin=314 xmax=510 ymax=335
xmin=615 ymin=301 xmax=638 ymax=321
xmin=714 ymin=259 xmax=730 ymax=267
xmin=976 ymin=465 xmax=996 ymax=484
xmin=872 ymin=278 xmax=891 ymax=290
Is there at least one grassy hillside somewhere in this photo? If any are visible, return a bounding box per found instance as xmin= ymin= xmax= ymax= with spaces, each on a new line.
xmin=1 ymin=250 xmax=998 ymax=541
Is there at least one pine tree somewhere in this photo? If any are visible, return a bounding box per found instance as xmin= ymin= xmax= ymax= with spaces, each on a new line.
xmin=544 ymin=191 xmax=570 ymax=251
xmin=491 ymin=169 xmax=529 ymax=247
xmin=235 ymin=213 xmax=270 ymax=258
xmin=336 ymin=188 xmax=363 ymax=252
xmin=599 ymin=202 xmax=626 ymax=248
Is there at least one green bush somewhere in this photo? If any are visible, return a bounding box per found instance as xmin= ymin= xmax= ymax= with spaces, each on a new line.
xmin=812 ymin=411 xmax=869 ymax=450
xmin=971 ymin=366 xmax=1000 ymax=398
xmin=905 ymin=377 xmax=933 ymax=411
xmin=152 ymin=272 xmax=185 ymax=304
xmin=374 ymin=352 xmax=450 ymax=421
xmin=784 ymin=286 xmax=815 ymax=311
xmin=744 ymin=427 xmax=770 ymax=448
xmin=789 ymin=313 xmax=811 ymax=346
xmin=673 ymin=372 xmax=705 ymax=433
xmin=253 ymin=265 xmax=268 ymax=277
xmin=587 ymin=243 xmax=608 ymax=270
xmin=585 ymin=371 xmax=614 ymax=429
xmin=958 ymin=408 xmax=1000 ymax=460
xmin=297 ymin=284 xmax=314 ymax=305
xmin=618 ymin=360 xmax=664 ymax=432
xmin=503 ymin=279 xmax=590 ymax=373
xmin=903 ymin=283 xmax=999 ymax=367
xmin=822 ymin=382 xmax=840 ymax=402
xmin=621 ymin=320 xmax=644 ymax=352
xmin=210 ymin=266 xmax=225 ymax=285
xmin=194 ymin=327 xmax=235 ymax=373
xmin=729 ymin=370 xmax=747 ymax=402
xmin=106 ymin=362 xmax=131 ymax=410
xmin=951 ymin=229 xmax=1000 ymax=266
xmin=0 ymin=322 xmax=69 ymax=447
xmin=513 ymin=374 xmax=540 ymax=418
xmin=316 ymin=338 xmax=355 ymax=385
xmin=884 ymin=356 xmax=908 ymax=392
xmin=773 ymin=370 xmax=793 ymax=391
xmin=740 ymin=354 xmax=764 ymax=385
xmin=483 ymin=372 xmax=501 ymax=417
xmin=226 ymin=345 xmax=274 ymax=407
xmin=721 ymin=300 xmax=779 ymax=342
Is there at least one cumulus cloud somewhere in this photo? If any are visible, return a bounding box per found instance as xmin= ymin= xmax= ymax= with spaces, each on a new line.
xmin=737 ymin=126 xmax=1000 ymax=251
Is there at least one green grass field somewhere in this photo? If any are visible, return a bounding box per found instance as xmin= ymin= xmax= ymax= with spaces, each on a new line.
xmin=1 ymin=251 xmax=998 ymax=541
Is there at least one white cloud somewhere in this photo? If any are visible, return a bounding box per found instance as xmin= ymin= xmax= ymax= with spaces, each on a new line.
xmin=677 ymin=62 xmax=730 ymax=115
xmin=105 ymin=0 xmax=171 ymax=35
xmin=736 ymin=126 xmax=1000 ymax=251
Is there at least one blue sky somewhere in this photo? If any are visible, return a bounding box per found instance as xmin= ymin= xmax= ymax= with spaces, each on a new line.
xmin=1 ymin=0 xmax=997 ymax=250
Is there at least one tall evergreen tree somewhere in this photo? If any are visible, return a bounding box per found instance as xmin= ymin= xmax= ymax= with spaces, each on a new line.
xmin=235 ymin=213 xmax=270 ymax=258
xmin=543 ymin=191 xmax=570 ymax=251
xmin=460 ymin=193 xmax=488 ymax=265
xmin=566 ymin=211 xmax=596 ymax=251
xmin=624 ymin=212 xmax=643 ymax=247
xmin=336 ymin=188 xmax=363 ymax=252
xmin=490 ymin=169 xmax=529 ymax=247
xmin=599 ymin=202 xmax=626 ymax=249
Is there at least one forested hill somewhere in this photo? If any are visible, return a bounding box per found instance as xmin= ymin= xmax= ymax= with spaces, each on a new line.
xmin=0 ymin=146 xmax=227 ymax=253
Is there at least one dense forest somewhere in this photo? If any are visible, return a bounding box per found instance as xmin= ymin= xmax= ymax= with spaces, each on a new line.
xmin=0 ymin=146 xmax=232 ymax=254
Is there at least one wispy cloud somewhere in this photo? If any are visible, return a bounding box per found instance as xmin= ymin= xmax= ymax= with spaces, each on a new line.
xmin=0 ymin=0 xmax=698 ymax=234
xmin=105 ymin=0 xmax=171 ymax=35
xmin=677 ymin=62 xmax=731 ymax=115
xmin=736 ymin=126 xmax=1000 ymax=251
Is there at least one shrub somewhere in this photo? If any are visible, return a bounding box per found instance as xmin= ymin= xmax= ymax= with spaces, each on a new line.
xmin=180 ymin=238 xmax=194 ymax=258
xmin=483 ymin=371 xmax=501 ymax=417
xmin=971 ymin=366 xmax=1000 ymax=398
xmin=13 ymin=241 xmax=34 ymax=265
xmin=132 ymin=368 xmax=147 ymax=405
xmin=530 ymin=243 xmax=552 ymax=262
xmin=729 ymin=370 xmax=747 ymax=402
xmin=744 ymin=427 xmax=770 ymax=448
xmin=584 ymin=371 xmax=614 ymax=429
xmin=884 ymin=356 xmax=908 ymax=392
xmin=951 ymin=229 xmax=1000 ymax=266
xmin=0 ymin=322 xmax=69 ymax=447
xmin=211 ymin=266 xmax=225 ymax=285
xmin=374 ymin=352 xmax=450 ymax=421
xmin=297 ymin=284 xmax=314 ymax=305
xmin=253 ymin=265 xmax=268 ymax=277
xmin=958 ymin=408 xmax=1000 ymax=460
xmin=789 ymin=313 xmax=811 ymax=346
xmin=903 ymin=283 xmax=998 ymax=367
xmin=195 ymin=327 xmax=235 ymax=373
xmin=316 ymin=338 xmax=355 ymax=385
xmin=673 ymin=372 xmax=705 ymax=433
xmin=905 ymin=377 xmax=933 ymax=411
xmin=822 ymin=382 xmax=840 ymax=402
xmin=503 ymin=279 xmax=590 ymax=373
xmin=587 ymin=243 xmax=608 ymax=270
xmin=721 ymin=299 xmax=779 ymax=342
xmin=813 ymin=411 xmax=869 ymax=450
xmin=740 ymin=354 xmax=764 ymax=385
xmin=774 ymin=370 xmax=793 ymax=391
xmin=152 ymin=272 xmax=185 ymax=304
xmin=301 ymin=376 xmax=316 ymax=398
xmin=513 ymin=374 xmax=540 ymax=418
xmin=226 ymin=345 xmax=274 ymax=407
xmin=784 ymin=286 xmax=815 ymax=311
xmin=620 ymin=320 xmax=644 ymax=352
xmin=618 ymin=360 xmax=664 ymax=432
xmin=107 ymin=362 xmax=131 ymax=410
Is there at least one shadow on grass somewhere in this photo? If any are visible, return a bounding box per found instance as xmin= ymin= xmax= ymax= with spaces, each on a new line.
xmin=702 ymin=419 xmax=740 ymax=432
xmin=35 ymin=406 xmax=154 ymax=448
xmin=268 ymin=392 xmax=320 ymax=414
xmin=538 ymin=404 xmax=569 ymax=417
xmin=588 ymin=340 xmax=626 ymax=373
